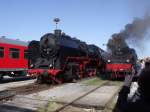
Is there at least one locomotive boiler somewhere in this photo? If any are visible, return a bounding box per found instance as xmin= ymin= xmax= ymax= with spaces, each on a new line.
xmin=28 ymin=29 xmax=103 ymax=83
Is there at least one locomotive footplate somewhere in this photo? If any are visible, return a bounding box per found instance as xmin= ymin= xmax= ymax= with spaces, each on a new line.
xmin=28 ymin=69 xmax=63 ymax=84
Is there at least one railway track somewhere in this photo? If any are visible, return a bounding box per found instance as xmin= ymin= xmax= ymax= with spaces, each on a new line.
xmin=8 ymin=83 xmax=55 ymax=95
xmin=0 ymin=77 xmax=122 ymax=112
xmin=7 ymin=77 xmax=97 ymax=95
xmin=0 ymin=90 xmax=16 ymax=102
xmin=54 ymin=81 xmax=110 ymax=112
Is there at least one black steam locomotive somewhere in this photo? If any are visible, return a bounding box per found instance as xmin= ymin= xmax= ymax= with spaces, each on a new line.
xmin=28 ymin=29 xmax=103 ymax=83
xmin=104 ymin=45 xmax=138 ymax=79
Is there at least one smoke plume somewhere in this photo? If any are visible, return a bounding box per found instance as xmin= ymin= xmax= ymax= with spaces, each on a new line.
xmin=107 ymin=15 xmax=150 ymax=53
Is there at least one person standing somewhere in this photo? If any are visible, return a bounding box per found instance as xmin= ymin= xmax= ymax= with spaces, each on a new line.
xmin=114 ymin=67 xmax=150 ymax=112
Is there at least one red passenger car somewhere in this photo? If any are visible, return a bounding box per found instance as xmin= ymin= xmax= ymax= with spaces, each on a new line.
xmin=0 ymin=37 xmax=28 ymax=80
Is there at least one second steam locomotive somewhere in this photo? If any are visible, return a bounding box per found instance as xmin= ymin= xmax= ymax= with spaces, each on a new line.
xmin=104 ymin=45 xmax=138 ymax=79
xmin=28 ymin=29 xmax=104 ymax=83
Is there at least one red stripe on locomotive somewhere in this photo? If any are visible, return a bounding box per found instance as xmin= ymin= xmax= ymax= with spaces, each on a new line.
xmin=106 ymin=63 xmax=132 ymax=72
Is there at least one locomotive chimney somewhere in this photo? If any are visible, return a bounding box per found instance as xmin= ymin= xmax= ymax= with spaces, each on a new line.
xmin=53 ymin=18 xmax=61 ymax=37
xmin=54 ymin=29 xmax=62 ymax=37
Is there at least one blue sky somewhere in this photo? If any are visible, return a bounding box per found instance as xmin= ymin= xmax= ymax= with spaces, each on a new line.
xmin=0 ymin=0 xmax=150 ymax=58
